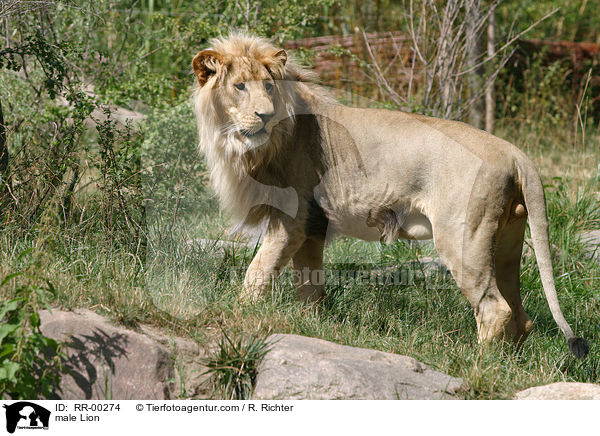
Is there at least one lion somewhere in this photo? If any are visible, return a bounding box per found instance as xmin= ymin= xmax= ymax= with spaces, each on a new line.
xmin=191 ymin=32 xmax=589 ymax=358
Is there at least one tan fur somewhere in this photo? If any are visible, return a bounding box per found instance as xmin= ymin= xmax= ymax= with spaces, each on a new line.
xmin=192 ymin=33 xmax=585 ymax=352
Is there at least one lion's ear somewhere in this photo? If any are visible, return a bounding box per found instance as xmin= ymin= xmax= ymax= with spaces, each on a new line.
xmin=192 ymin=50 xmax=225 ymax=87
xmin=262 ymin=49 xmax=287 ymax=79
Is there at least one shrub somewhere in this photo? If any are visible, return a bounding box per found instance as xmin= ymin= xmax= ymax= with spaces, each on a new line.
xmin=0 ymin=269 xmax=65 ymax=399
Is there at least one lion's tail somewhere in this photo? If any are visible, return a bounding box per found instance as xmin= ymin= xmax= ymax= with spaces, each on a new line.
xmin=517 ymin=158 xmax=589 ymax=359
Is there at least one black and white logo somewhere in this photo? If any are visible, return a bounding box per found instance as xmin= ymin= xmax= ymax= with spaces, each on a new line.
xmin=2 ymin=402 xmax=51 ymax=434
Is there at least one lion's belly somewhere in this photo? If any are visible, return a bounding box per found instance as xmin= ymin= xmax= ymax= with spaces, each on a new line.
xmin=331 ymin=210 xmax=433 ymax=242
xmin=331 ymin=214 xmax=381 ymax=241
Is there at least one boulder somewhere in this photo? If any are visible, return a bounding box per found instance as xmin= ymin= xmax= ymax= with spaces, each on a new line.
xmin=580 ymin=230 xmax=600 ymax=264
xmin=514 ymin=382 xmax=600 ymax=400
xmin=253 ymin=334 xmax=463 ymax=400
xmin=137 ymin=323 xmax=212 ymax=399
xmin=40 ymin=309 xmax=174 ymax=400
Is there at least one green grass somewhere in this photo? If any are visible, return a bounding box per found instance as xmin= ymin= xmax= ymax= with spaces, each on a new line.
xmin=199 ymin=331 xmax=274 ymax=400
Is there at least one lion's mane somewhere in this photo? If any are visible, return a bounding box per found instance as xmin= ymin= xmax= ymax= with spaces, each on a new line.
xmin=192 ymin=33 xmax=326 ymax=229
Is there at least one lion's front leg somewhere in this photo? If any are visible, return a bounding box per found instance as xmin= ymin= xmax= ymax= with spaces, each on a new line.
xmin=292 ymin=237 xmax=326 ymax=303
xmin=240 ymin=218 xmax=305 ymax=302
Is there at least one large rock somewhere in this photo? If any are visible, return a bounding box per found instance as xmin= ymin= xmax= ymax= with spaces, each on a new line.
xmin=40 ymin=309 xmax=174 ymax=400
xmin=580 ymin=230 xmax=600 ymax=264
xmin=253 ymin=334 xmax=463 ymax=400
xmin=137 ymin=323 xmax=212 ymax=399
xmin=515 ymin=382 xmax=600 ymax=400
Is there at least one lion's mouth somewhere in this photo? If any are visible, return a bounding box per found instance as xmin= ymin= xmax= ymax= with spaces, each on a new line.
xmin=240 ymin=127 xmax=267 ymax=138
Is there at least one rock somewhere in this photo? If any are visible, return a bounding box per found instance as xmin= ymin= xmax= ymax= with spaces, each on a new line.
xmin=253 ymin=334 xmax=463 ymax=400
xmin=57 ymin=84 xmax=145 ymax=131
xmin=40 ymin=309 xmax=174 ymax=400
xmin=580 ymin=230 xmax=600 ymax=264
xmin=137 ymin=324 xmax=212 ymax=399
xmin=514 ymin=382 xmax=600 ymax=400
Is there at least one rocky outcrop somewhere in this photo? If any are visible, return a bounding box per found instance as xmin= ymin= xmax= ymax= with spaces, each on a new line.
xmin=39 ymin=309 xmax=208 ymax=400
xmin=580 ymin=230 xmax=600 ymax=264
xmin=41 ymin=310 xmax=598 ymax=401
xmin=253 ymin=334 xmax=463 ymax=400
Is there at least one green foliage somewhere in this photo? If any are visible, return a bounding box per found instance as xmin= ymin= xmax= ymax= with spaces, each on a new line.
xmin=50 ymin=0 xmax=338 ymax=108
xmin=0 ymin=8 xmax=144 ymax=248
xmin=94 ymin=111 xmax=145 ymax=246
xmin=199 ymin=331 xmax=274 ymax=400
xmin=499 ymin=0 xmax=600 ymax=41
xmin=499 ymin=55 xmax=572 ymax=126
xmin=496 ymin=48 xmax=598 ymax=152
xmin=141 ymin=101 xmax=208 ymax=220
xmin=0 ymin=76 xmax=145 ymax=248
xmin=0 ymin=27 xmax=69 ymax=99
xmin=0 ymin=269 xmax=65 ymax=399
xmin=546 ymin=176 xmax=600 ymax=233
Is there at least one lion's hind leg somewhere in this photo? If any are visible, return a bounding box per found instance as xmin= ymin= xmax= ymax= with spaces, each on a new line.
xmin=433 ymin=208 xmax=513 ymax=344
xmin=495 ymin=211 xmax=533 ymax=344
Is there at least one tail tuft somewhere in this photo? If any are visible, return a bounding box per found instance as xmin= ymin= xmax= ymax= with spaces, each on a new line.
xmin=568 ymin=337 xmax=589 ymax=359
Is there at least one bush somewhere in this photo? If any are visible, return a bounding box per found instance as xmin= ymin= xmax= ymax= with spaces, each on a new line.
xmin=0 ymin=269 xmax=65 ymax=399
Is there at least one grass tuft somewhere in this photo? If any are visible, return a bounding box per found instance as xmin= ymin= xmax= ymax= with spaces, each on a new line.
xmin=199 ymin=330 xmax=274 ymax=400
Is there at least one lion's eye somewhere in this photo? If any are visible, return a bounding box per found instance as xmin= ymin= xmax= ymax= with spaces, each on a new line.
xmin=234 ymin=82 xmax=246 ymax=91
xmin=264 ymin=82 xmax=273 ymax=92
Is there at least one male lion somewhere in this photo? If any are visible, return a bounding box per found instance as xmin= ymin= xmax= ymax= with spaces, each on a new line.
xmin=192 ymin=33 xmax=589 ymax=358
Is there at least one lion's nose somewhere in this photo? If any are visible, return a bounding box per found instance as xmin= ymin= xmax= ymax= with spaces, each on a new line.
xmin=255 ymin=111 xmax=274 ymax=124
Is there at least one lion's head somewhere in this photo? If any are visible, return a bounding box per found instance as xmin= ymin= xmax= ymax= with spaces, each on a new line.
xmin=192 ymin=33 xmax=305 ymax=162
xmin=191 ymin=33 xmax=320 ymax=229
